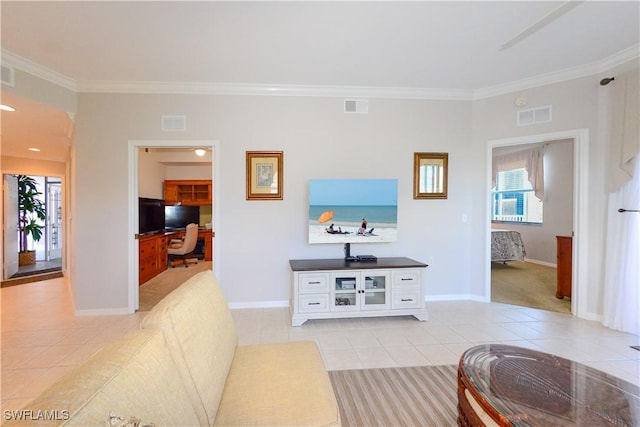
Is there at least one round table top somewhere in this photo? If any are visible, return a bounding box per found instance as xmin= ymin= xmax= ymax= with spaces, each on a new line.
xmin=459 ymin=344 xmax=640 ymax=426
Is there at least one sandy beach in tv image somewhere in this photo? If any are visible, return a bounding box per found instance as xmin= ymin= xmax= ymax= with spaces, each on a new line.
xmin=308 ymin=179 xmax=398 ymax=244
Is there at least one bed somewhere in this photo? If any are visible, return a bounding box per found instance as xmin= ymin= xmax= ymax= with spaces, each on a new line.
xmin=491 ymin=229 xmax=526 ymax=262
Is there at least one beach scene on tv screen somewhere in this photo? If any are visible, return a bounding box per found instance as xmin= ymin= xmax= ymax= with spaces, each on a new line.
xmin=309 ymin=179 xmax=398 ymax=244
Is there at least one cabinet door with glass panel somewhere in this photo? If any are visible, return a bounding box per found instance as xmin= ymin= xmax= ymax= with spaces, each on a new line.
xmin=331 ymin=270 xmax=390 ymax=312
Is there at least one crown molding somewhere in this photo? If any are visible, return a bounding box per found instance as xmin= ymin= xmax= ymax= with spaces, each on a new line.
xmin=3 ymin=45 xmax=638 ymax=101
xmin=1 ymin=50 xmax=77 ymax=92
xmin=472 ymin=44 xmax=640 ymax=100
xmin=76 ymin=80 xmax=474 ymax=100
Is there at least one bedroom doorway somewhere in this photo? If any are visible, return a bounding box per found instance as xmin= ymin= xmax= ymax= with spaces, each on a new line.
xmin=487 ymin=129 xmax=589 ymax=317
xmin=490 ymin=139 xmax=573 ymax=314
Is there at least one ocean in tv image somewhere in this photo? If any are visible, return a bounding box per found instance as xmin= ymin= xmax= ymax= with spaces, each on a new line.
xmin=309 ymin=179 xmax=398 ymax=244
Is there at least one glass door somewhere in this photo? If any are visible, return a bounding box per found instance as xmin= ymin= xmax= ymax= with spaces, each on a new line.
xmin=46 ymin=178 xmax=63 ymax=261
xmin=332 ymin=274 xmax=358 ymax=312
xmin=362 ymin=271 xmax=390 ymax=310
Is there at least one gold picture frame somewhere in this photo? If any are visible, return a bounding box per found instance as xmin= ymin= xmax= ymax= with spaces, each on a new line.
xmin=246 ymin=151 xmax=283 ymax=200
xmin=413 ymin=152 xmax=448 ymax=199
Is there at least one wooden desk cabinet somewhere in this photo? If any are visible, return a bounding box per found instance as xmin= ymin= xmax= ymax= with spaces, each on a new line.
xmin=164 ymin=180 xmax=212 ymax=205
xmin=139 ymin=229 xmax=213 ymax=286
xmin=556 ymin=235 xmax=572 ymax=299
xmin=139 ymin=233 xmax=168 ymax=285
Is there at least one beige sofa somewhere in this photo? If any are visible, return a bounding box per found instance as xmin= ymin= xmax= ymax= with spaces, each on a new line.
xmin=5 ymin=271 xmax=341 ymax=426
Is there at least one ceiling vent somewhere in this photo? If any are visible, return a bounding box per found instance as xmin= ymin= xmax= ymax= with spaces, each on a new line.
xmin=517 ymin=105 xmax=552 ymax=126
xmin=344 ymin=99 xmax=368 ymax=114
xmin=1 ymin=64 xmax=15 ymax=86
xmin=162 ymin=115 xmax=186 ymax=132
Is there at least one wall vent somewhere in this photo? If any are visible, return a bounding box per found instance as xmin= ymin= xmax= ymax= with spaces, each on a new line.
xmin=1 ymin=64 xmax=15 ymax=86
xmin=517 ymin=105 xmax=552 ymax=126
xmin=162 ymin=115 xmax=186 ymax=132
xmin=344 ymin=99 xmax=368 ymax=114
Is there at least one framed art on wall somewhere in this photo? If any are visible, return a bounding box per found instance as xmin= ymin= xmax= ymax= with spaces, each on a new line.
xmin=246 ymin=151 xmax=283 ymax=200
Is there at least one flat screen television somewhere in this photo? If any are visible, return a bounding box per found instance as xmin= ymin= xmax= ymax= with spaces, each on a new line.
xmin=165 ymin=205 xmax=200 ymax=230
xmin=138 ymin=197 xmax=165 ymax=235
xmin=309 ymin=179 xmax=398 ymax=244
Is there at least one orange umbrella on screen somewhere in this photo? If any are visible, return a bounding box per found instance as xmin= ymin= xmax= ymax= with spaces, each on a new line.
xmin=318 ymin=211 xmax=334 ymax=223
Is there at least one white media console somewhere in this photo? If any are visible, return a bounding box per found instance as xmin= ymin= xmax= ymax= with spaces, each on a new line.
xmin=289 ymin=257 xmax=428 ymax=326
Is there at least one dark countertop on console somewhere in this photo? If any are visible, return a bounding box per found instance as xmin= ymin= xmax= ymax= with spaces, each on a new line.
xmin=289 ymin=257 xmax=427 ymax=271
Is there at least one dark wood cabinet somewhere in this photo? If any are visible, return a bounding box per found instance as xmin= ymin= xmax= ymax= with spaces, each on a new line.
xmin=139 ymin=233 xmax=168 ymax=285
xmin=556 ymin=235 xmax=572 ymax=299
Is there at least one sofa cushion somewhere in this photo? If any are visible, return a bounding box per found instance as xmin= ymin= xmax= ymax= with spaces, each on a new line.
xmin=3 ymin=329 xmax=200 ymax=427
xmin=214 ymin=341 xmax=341 ymax=427
xmin=141 ymin=270 xmax=237 ymax=426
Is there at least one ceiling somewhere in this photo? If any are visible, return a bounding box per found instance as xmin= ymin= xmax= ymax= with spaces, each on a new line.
xmin=1 ymin=1 xmax=639 ymax=162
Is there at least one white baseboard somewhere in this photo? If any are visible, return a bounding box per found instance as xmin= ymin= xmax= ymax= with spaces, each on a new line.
xmin=425 ymin=294 xmax=488 ymax=302
xmin=228 ymin=300 xmax=289 ymax=309
xmin=524 ymin=258 xmax=557 ymax=268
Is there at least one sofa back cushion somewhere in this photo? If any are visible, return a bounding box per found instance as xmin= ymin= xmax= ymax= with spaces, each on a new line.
xmin=4 ymin=329 xmax=201 ymax=427
xmin=141 ymin=270 xmax=238 ymax=426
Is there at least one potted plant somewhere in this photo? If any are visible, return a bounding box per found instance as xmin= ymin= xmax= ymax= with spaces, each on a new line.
xmin=17 ymin=175 xmax=46 ymax=266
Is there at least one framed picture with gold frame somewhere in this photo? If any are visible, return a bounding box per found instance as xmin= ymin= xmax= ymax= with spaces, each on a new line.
xmin=413 ymin=152 xmax=448 ymax=199
xmin=246 ymin=151 xmax=283 ymax=200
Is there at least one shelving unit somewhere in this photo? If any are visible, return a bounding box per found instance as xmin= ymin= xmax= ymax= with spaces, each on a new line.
xmin=164 ymin=180 xmax=212 ymax=205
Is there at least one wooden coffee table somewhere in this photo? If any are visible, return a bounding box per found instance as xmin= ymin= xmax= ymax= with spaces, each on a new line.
xmin=457 ymin=344 xmax=640 ymax=426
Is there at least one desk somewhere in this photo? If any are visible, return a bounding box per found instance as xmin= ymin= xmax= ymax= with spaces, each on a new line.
xmin=458 ymin=344 xmax=640 ymax=426
xmin=139 ymin=229 xmax=214 ymax=285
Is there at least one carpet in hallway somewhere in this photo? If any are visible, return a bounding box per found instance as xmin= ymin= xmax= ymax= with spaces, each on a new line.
xmin=329 ymin=365 xmax=458 ymax=427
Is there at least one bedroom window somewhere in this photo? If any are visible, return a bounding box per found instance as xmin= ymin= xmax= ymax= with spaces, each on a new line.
xmin=492 ymin=168 xmax=543 ymax=224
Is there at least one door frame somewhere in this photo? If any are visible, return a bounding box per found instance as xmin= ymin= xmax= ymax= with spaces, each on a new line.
xmin=486 ymin=129 xmax=589 ymax=318
xmin=127 ymin=139 xmax=220 ymax=313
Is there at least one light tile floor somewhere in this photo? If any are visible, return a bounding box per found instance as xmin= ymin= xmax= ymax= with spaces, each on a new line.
xmin=2 ymin=276 xmax=639 ymax=414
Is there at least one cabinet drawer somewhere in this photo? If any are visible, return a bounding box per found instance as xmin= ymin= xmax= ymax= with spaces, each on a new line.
xmin=298 ymin=273 xmax=330 ymax=294
xmin=392 ymin=287 xmax=421 ymax=309
xmin=392 ymin=270 xmax=420 ymax=287
xmin=299 ymin=294 xmax=330 ymax=313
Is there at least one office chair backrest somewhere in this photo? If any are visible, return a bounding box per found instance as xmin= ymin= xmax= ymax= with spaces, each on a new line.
xmin=180 ymin=223 xmax=199 ymax=254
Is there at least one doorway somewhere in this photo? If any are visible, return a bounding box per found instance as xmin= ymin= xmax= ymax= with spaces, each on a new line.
xmin=2 ymin=174 xmax=64 ymax=285
xmin=486 ymin=129 xmax=590 ymax=318
xmin=489 ymin=140 xmax=573 ymax=314
xmin=127 ymin=140 xmax=220 ymax=313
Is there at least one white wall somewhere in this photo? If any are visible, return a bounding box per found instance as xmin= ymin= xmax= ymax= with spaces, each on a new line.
xmin=137 ymin=149 xmax=166 ymax=199
xmin=471 ymin=72 xmax=616 ymax=319
xmin=21 ymin=60 xmax=632 ymax=321
xmin=73 ymin=93 xmax=476 ymax=310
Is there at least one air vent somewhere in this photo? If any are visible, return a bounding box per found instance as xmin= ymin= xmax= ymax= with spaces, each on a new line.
xmin=162 ymin=115 xmax=186 ymax=132
xmin=517 ymin=105 xmax=552 ymax=126
xmin=1 ymin=64 xmax=15 ymax=86
xmin=344 ymin=99 xmax=368 ymax=114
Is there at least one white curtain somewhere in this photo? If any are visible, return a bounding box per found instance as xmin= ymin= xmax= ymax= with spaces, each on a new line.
xmin=492 ymin=146 xmax=544 ymax=200
xmin=602 ymin=68 xmax=640 ymax=334
xmin=602 ymin=156 xmax=640 ymax=334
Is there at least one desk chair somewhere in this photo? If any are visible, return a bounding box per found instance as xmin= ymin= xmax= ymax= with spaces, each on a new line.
xmin=168 ymin=223 xmax=199 ymax=267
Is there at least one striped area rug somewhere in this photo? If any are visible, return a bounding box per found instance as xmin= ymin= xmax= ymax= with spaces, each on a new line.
xmin=329 ymin=365 xmax=459 ymax=427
